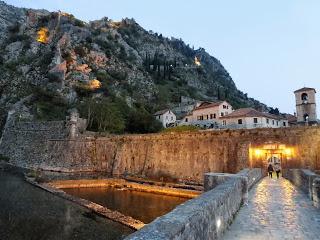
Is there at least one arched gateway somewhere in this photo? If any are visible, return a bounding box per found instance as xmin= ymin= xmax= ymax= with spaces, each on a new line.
xmin=249 ymin=141 xmax=294 ymax=172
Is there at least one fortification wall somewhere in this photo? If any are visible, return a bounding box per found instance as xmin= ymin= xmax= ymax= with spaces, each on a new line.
xmin=1 ymin=121 xmax=320 ymax=183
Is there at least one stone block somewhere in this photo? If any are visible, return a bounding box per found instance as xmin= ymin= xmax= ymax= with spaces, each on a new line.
xmin=312 ymin=178 xmax=320 ymax=209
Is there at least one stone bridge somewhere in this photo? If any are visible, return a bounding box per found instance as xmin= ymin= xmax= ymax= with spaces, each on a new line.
xmin=127 ymin=169 xmax=320 ymax=240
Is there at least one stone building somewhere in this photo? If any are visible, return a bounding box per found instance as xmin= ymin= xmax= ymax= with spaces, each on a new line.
xmin=294 ymin=87 xmax=317 ymax=125
xmin=154 ymin=109 xmax=176 ymax=128
xmin=220 ymin=108 xmax=288 ymax=129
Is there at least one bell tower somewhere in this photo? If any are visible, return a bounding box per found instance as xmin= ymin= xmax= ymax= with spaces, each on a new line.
xmin=294 ymin=87 xmax=317 ymax=125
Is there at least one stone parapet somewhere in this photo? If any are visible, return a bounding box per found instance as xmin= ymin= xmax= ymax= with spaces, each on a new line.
xmin=283 ymin=168 xmax=320 ymax=208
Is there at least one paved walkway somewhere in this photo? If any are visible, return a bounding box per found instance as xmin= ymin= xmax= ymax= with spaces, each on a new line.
xmin=223 ymin=177 xmax=320 ymax=240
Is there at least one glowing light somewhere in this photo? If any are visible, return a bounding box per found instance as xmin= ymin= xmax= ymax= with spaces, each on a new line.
xmin=194 ymin=56 xmax=201 ymax=66
xmin=216 ymin=218 xmax=222 ymax=229
xmin=88 ymin=79 xmax=102 ymax=90
xmin=37 ymin=27 xmax=49 ymax=44
xmin=254 ymin=149 xmax=262 ymax=157
xmin=284 ymin=148 xmax=291 ymax=156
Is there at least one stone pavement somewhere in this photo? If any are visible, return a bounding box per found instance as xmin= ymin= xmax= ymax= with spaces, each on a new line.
xmin=223 ymin=177 xmax=320 ymax=240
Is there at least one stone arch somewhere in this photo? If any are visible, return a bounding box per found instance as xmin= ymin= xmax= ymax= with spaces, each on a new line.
xmin=304 ymin=113 xmax=309 ymax=122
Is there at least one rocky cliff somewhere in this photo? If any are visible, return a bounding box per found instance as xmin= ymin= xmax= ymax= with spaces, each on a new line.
xmin=0 ymin=1 xmax=268 ymax=134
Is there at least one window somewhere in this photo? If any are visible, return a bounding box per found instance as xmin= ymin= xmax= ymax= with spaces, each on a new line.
xmin=210 ymin=114 xmax=214 ymax=119
xmin=223 ymin=105 xmax=226 ymax=109
xmin=272 ymin=120 xmax=275 ymax=125
xmin=283 ymin=122 xmax=286 ymax=126
xmin=276 ymin=121 xmax=279 ymax=126
xmin=197 ymin=116 xmax=204 ymax=121
xmin=171 ymin=116 xmax=173 ymax=120
xmin=266 ymin=119 xmax=269 ymax=124
xmin=223 ymin=120 xmax=226 ymax=125
xmin=213 ymin=113 xmax=216 ymax=119
xmin=206 ymin=115 xmax=209 ymax=120
xmin=254 ymin=118 xmax=258 ymax=123
xmin=221 ymin=112 xmax=224 ymax=117
xmin=304 ymin=114 xmax=309 ymax=122
xmin=238 ymin=119 xmax=243 ymax=124
xmin=185 ymin=118 xmax=188 ymax=122
xmin=301 ymin=93 xmax=308 ymax=101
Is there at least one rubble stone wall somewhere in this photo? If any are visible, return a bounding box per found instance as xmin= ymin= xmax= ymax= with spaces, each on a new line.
xmin=1 ymin=122 xmax=320 ymax=183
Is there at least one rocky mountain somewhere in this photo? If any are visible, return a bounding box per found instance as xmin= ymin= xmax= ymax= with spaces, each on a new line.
xmin=0 ymin=1 xmax=268 ymax=134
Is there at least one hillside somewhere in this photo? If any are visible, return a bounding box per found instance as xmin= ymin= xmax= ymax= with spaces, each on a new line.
xmin=0 ymin=1 xmax=268 ymax=134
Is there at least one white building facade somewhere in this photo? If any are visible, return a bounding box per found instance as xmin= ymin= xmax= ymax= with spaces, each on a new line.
xmin=220 ymin=108 xmax=288 ymax=129
xmin=154 ymin=109 xmax=177 ymax=128
xmin=179 ymin=101 xmax=233 ymax=128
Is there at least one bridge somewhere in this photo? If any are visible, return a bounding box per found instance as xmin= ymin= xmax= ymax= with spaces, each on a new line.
xmin=224 ymin=176 xmax=320 ymax=240
xmin=127 ymin=168 xmax=320 ymax=240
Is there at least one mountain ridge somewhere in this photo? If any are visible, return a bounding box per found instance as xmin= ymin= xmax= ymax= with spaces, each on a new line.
xmin=0 ymin=1 xmax=270 ymax=133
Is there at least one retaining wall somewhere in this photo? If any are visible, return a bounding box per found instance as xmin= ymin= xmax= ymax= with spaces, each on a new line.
xmin=1 ymin=121 xmax=320 ymax=183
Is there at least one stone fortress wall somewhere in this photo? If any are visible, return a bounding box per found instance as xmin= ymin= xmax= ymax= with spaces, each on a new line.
xmin=1 ymin=117 xmax=320 ymax=183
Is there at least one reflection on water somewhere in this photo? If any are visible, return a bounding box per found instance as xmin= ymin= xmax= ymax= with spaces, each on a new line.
xmin=0 ymin=171 xmax=133 ymax=240
xmin=63 ymin=187 xmax=188 ymax=223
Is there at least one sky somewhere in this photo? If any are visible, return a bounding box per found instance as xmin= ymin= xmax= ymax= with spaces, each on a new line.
xmin=5 ymin=0 xmax=320 ymax=114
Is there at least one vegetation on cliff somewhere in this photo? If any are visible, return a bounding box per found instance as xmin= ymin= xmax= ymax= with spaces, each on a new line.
xmin=0 ymin=1 xmax=268 ymax=134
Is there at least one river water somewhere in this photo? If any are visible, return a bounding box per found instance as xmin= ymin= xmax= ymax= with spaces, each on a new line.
xmin=0 ymin=170 xmax=133 ymax=240
xmin=63 ymin=186 xmax=189 ymax=223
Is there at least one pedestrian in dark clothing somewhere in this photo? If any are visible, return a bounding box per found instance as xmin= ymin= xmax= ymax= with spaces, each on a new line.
xmin=274 ymin=163 xmax=281 ymax=179
xmin=267 ymin=164 xmax=273 ymax=178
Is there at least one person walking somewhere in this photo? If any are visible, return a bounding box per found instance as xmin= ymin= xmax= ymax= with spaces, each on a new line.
xmin=274 ymin=163 xmax=281 ymax=179
xmin=267 ymin=164 xmax=273 ymax=178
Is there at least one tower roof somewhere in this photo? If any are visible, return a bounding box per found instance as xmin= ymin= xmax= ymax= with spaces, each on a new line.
xmin=294 ymin=87 xmax=316 ymax=93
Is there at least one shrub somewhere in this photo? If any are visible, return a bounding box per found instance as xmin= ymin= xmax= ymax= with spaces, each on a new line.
xmin=74 ymin=45 xmax=86 ymax=57
xmin=74 ymin=19 xmax=85 ymax=27
xmin=0 ymin=154 xmax=9 ymax=162
xmin=125 ymin=107 xmax=163 ymax=134
xmin=32 ymin=88 xmax=68 ymax=120
xmin=8 ymin=22 xmax=20 ymax=33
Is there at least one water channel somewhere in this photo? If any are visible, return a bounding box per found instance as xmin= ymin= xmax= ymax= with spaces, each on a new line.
xmin=63 ymin=186 xmax=189 ymax=223
xmin=0 ymin=170 xmax=133 ymax=240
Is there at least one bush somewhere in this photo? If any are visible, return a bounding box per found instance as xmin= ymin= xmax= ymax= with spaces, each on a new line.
xmin=74 ymin=45 xmax=86 ymax=57
xmin=32 ymin=88 xmax=68 ymax=120
xmin=74 ymin=19 xmax=85 ymax=27
xmin=125 ymin=107 xmax=163 ymax=134
xmin=0 ymin=154 xmax=9 ymax=162
xmin=78 ymin=98 xmax=125 ymax=133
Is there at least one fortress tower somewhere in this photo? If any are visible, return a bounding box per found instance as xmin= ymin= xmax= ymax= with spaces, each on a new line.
xmin=294 ymin=87 xmax=317 ymax=125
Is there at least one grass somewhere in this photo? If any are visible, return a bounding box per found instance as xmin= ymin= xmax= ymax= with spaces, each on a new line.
xmin=162 ymin=125 xmax=201 ymax=133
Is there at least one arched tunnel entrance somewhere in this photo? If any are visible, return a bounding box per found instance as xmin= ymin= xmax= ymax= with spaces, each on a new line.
xmin=249 ymin=142 xmax=296 ymax=172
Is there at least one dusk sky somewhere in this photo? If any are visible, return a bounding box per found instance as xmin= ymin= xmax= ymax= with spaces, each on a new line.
xmin=5 ymin=0 xmax=320 ymax=114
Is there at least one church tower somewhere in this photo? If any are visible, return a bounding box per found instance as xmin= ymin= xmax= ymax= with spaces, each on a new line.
xmin=294 ymin=87 xmax=317 ymax=125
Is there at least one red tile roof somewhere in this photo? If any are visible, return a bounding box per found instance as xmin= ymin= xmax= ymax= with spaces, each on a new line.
xmin=220 ymin=108 xmax=282 ymax=120
xmin=193 ymin=101 xmax=225 ymax=111
xmin=154 ymin=109 xmax=170 ymax=115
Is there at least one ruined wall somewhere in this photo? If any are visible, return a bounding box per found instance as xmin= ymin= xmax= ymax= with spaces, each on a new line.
xmin=1 ymin=121 xmax=320 ymax=183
